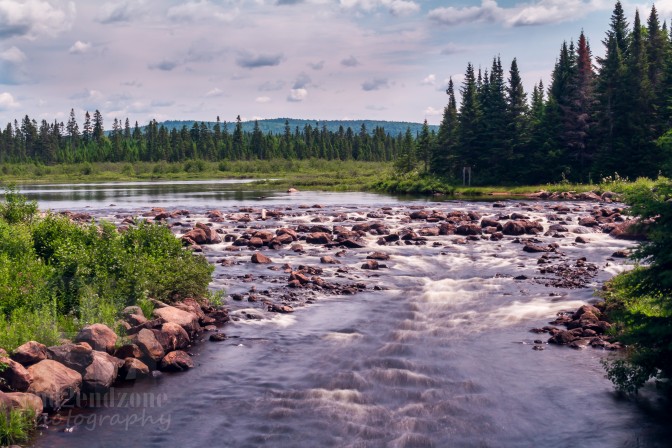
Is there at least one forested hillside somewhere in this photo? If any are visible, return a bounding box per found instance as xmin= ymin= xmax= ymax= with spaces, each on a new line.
xmin=1 ymin=1 xmax=671 ymax=186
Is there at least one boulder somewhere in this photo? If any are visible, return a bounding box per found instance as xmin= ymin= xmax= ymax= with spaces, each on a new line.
xmin=610 ymin=220 xmax=647 ymax=240
xmin=4 ymin=392 xmax=43 ymax=418
xmin=159 ymin=351 xmax=194 ymax=372
xmin=548 ymin=330 xmax=577 ymax=345
xmin=251 ymin=252 xmax=272 ymax=264
xmin=74 ymin=323 xmax=118 ymax=354
xmin=182 ymin=228 xmax=208 ymax=245
xmin=502 ymin=220 xmax=526 ymax=235
xmin=27 ymin=360 xmax=82 ymax=411
xmin=114 ymin=344 xmax=143 ymax=360
xmin=153 ymin=306 xmax=200 ymax=335
xmin=572 ymin=304 xmax=602 ymax=320
xmin=306 ymin=232 xmax=332 ymax=244
xmin=195 ymin=222 xmax=221 ymax=244
xmin=159 ymin=322 xmax=191 ymax=351
xmin=119 ymin=358 xmax=150 ymax=381
xmin=0 ymin=355 xmax=32 ymax=392
xmin=11 ymin=341 xmax=48 ymax=367
xmin=134 ymin=328 xmax=165 ymax=364
xmin=409 ymin=210 xmax=429 ymax=220
xmin=339 ymin=238 xmax=366 ymax=248
xmin=455 ymin=224 xmax=482 ymax=236
xmin=361 ymin=260 xmax=380 ymax=270
xmin=82 ymin=351 xmax=121 ymax=393
xmin=320 ymin=255 xmax=339 ymax=264
xmin=367 ymin=252 xmax=390 ymax=261
xmin=47 ymin=343 xmax=94 ymax=375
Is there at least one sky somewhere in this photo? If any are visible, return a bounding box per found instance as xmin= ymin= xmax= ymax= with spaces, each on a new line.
xmin=0 ymin=0 xmax=667 ymax=127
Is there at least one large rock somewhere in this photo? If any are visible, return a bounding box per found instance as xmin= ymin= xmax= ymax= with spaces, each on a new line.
xmin=11 ymin=341 xmax=48 ymax=366
xmin=610 ymin=220 xmax=647 ymax=240
xmin=133 ymin=329 xmax=165 ymax=364
xmin=0 ymin=355 xmax=32 ymax=392
xmin=27 ymin=360 xmax=82 ymax=411
xmin=251 ymin=252 xmax=272 ymax=264
xmin=82 ymin=351 xmax=121 ymax=393
xmin=159 ymin=322 xmax=191 ymax=351
xmin=159 ymin=351 xmax=194 ymax=372
xmin=153 ymin=306 xmax=200 ymax=335
xmin=114 ymin=344 xmax=143 ymax=360
xmin=4 ymin=392 xmax=43 ymax=418
xmin=306 ymin=232 xmax=332 ymax=244
xmin=47 ymin=343 xmax=94 ymax=375
xmin=119 ymin=358 xmax=150 ymax=381
xmin=74 ymin=323 xmax=118 ymax=354
xmin=195 ymin=222 xmax=221 ymax=244
xmin=455 ymin=224 xmax=482 ymax=236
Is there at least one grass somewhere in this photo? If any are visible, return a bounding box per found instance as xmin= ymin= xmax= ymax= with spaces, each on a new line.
xmin=0 ymin=408 xmax=36 ymax=446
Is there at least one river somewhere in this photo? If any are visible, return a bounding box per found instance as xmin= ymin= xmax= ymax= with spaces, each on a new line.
xmin=19 ymin=181 xmax=671 ymax=448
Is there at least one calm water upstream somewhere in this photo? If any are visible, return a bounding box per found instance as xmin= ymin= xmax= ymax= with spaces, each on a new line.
xmin=21 ymin=181 xmax=671 ymax=448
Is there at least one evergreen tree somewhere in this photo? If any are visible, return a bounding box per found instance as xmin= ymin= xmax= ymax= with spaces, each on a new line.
xmin=433 ymin=78 xmax=459 ymax=176
xmin=456 ymin=63 xmax=481 ymax=176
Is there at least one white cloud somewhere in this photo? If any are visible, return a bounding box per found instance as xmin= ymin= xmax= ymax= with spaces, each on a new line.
xmin=428 ymin=0 xmax=608 ymax=27
xmin=421 ymin=74 xmax=436 ymax=86
xmin=0 ymin=0 xmax=75 ymax=39
xmin=167 ymin=1 xmax=238 ymax=23
xmin=424 ymin=106 xmax=442 ymax=116
xmin=362 ymin=78 xmax=389 ymax=91
xmin=255 ymin=96 xmax=271 ymax=103
xmin=0 ymin=92 xmax=20 ymax=110
xmin=339 ymin=0 xmax=420 ymax=16
xmin=206 ymin=88 xmax=225 ymax=97
xmin=341 ymin=55 xmax=359 ymax=67
xmin=0 ymin=46 xmax=26 ymax=63
xmin=69 ymin=40 xmax=91 ymax=54
xmin=287 ymin=88 xmax=307 ymax=102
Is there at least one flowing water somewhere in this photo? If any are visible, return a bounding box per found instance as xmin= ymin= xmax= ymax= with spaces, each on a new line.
xmin=20 ymin=181 xmax=671 ymax=448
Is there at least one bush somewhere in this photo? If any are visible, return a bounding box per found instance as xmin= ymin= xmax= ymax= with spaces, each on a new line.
xmin=0 ymin=407 xmax=36 ymax=445
xmin=0 ymin=186 xmax=38 ymax=224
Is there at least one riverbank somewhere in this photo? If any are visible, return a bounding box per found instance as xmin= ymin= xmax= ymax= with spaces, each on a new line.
xmin=0 ymin=160 xmax=650 ymax=198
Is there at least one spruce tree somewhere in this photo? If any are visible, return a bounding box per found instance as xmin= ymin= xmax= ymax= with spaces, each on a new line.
xmin=433 ymin=78 xmax=459 ymax=176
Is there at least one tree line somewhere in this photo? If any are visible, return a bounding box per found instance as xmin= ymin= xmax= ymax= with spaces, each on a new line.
xmin=0 ymin=113 xmax=408 ymax=165
xmin=419 ymin=1 xmax=672 ymax=185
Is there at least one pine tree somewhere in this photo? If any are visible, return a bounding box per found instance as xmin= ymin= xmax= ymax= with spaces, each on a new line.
xmin=506 ymin=58 xmax=529 ymax=181
xmin=433 ymin=78 xmax=459 ymax=176
xmin=457 ymin=63 xmax=481 ymax=175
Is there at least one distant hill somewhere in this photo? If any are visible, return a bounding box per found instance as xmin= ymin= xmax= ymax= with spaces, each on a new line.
xmin=155 ymin=118 xmax=439 ymax=136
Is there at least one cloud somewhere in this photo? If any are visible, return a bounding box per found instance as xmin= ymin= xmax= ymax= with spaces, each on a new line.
xmin=428 ymin=0 xmax=608 ymax=27
xmin=339 ymin=0 xmax=420 ymax=16
xmin=0 ymin=0 xmax=75 ymax=39
xmin=69 ymin=40 xmax=91 ymax=54
xmin=256 ymin=96 xmax=271 ymax=103
xmin=150 ymin=99 xmax=174 ymax=107
xmin=276 ymin=0 xmax=304 ymax=4
xmin=205 ymin=88 xmax=225 ymax=97
xmin=98 ymin=1 xmax=144 ymax=24
xmin=148 ymin=60 xmax=179 ymax=71
xmin=341 ymin=55 xmax=359 ymax=67
xmin=0 ymin=92 xmax=19 ymax=110
xmin=69 ymin=88 xmax=103 ymax=101
xmin=0 ymin=46 xmax=28 ymax=84
xmin=308 ymin=60 xmax=324 ymax=70
xmin=424 ymin=106 xmax=442 ymax=116
xmin=293 ymin=73 xmax=311 ymax=89
xmin=236 ymin=52 xmax=284 ymax=69
xmin=421 ymin=74 xmax=436 ymax=86
xmin=287 ymin=88 xmax=307 ymax=102
xmin=259 ymin=80 xmax=285 ymax=91
xmin=167 ymin=1 xmax=238 ymax=23
xmin=362 ymin=78 xmax=389 ymax=91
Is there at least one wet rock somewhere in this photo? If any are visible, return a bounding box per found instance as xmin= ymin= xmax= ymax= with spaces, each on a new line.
xmin=306 ymin=232 xmax=332 ymax=244
xmin=74 ymin=323 xmax=118 ymax=354
xmin=340 ymin=238 xmax=366 ymax=248
xmin=367 ymin=252 xmax=390 ymax=261
xmin=160 ymin=322 xmax=191 ymax=351
xmin=578 ymin=216 xmax=599 ymax=227
xmin=268 ymin=303 xmax=294 ymax=313
xmin=119 ymin=358 xmax=150 ymax=380
xmin=11 ymin=341 xmax=48 ymax=367
xmin=456 ymin=224 xmax=481 ymax=236
xmin=575 ymin=236 xmax=588 ymax=244
xmin=548 ymin=330 xmax=577 ymax=345
xmin=27 ymin=360 xmax=82 ymax=412
xmin=209 ymin=333 xmax=227 ymax=342
xmin=159 ymin=351 xmax=194 ymax=372
xmin=502 ymin=220 xmax=526 ymax=235
xmin=114 ymin=344 xmax=143 ymax=360
xmin=523 ymin=244 xmax=550 ymax=253
xmin=480 ymin=218 xmax=502 ymax=230
xmin=409 ymin=210 xmax=430 ymax=220
xmin=320 ymin=255 xmax=339 ymax=264
xmin=609 ymin=220 xmax=647 ymax=240
xmin=611 ymin=249 xmax=630 ymax=258
xmin=251 ymin=252 xmax=272 ymax=264
xmin=361 ymin=260 xmax=380 ymax=270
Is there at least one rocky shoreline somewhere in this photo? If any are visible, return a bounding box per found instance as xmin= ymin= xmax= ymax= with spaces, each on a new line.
xmin=1 ymin=194 xmax=641 ymax=443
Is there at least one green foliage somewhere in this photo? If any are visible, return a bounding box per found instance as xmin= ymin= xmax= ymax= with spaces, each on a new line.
xmin=0 ymin=185 xmax=38 ymax=224
xmin=600 ymin=177 xmax=672 ymax=396
xmin=0 ymin=191 xmax=214 ymax=351
xmin=0 ymin=407 xmax=36 ymax=445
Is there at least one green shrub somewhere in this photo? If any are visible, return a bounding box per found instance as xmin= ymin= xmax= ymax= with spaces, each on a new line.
xmin=0 ymin=185 xmax=38 ymax=224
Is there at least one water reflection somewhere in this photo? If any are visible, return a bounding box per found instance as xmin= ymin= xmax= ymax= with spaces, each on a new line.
xmin=10 ymin=179 xmax=443 ymax=210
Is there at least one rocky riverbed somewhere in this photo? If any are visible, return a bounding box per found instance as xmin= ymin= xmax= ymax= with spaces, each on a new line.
xmin=2 ymin=196 xmax=643 ymax=445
